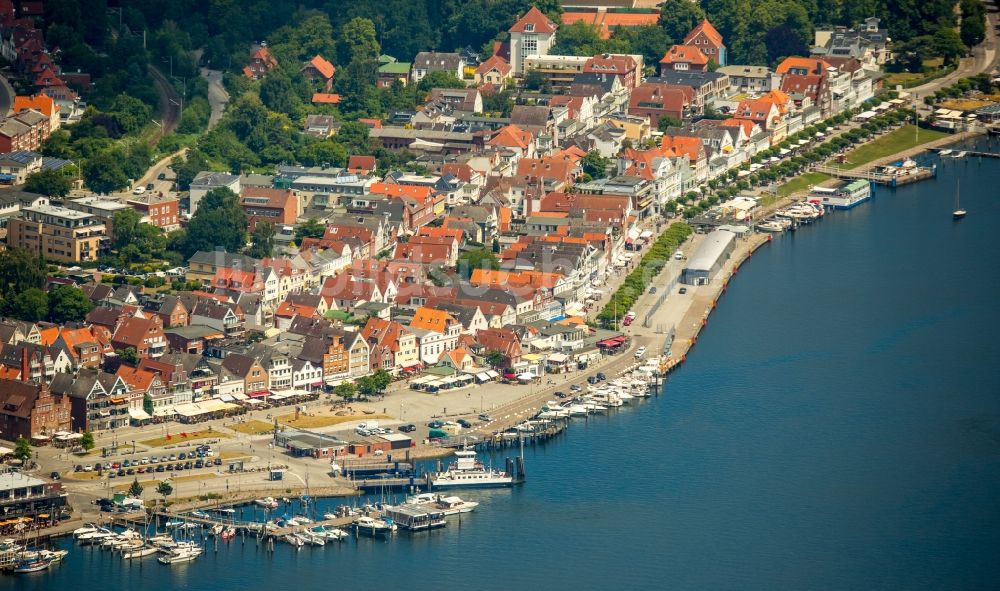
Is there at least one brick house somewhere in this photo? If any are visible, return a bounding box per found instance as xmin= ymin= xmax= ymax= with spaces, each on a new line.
xmin=684 ymin=19 xmax=727 ymax=66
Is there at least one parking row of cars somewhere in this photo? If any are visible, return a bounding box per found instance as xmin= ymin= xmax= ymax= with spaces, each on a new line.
xmin=75 ymin=446 xmax=217 ymax=477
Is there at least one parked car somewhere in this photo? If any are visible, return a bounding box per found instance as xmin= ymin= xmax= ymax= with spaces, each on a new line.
xmin=194 ymin=460 xmax=204 ymax=469
xmin=649 ymin=286 xmax=657 ymax=294
xmin=50 ymin=471 xmax=60 ymax=480
xmin=427 ymin=420 xmax=444 ymax=429
xmin=587 ymin=375 xmax=599 ymax=385
xmin=132 ymin=186 xmax=146 ymax=195
xmin=140 ymin=457 xmax=148 ymax=464
xmin=178 ymin=452 xmax=187 ymax=460
xmin=168 ymin=454 xmax=177 ymax=461
xmin=457 ymin=419 xmax=472 ymax=428
xmin=145 ymin=183 xmax=154 ymax=191
xmin=74 ymin=465 xmax=83 ymax=473
xmin=399 ymin=424 xmax=416 ymax=433
xmin=108 ymin=472 xmax=116 ymax=479
xmin=166 ymin=464 xmax=174 ymax=471
xmin=679 ymin=287 xmax=687 ymax=294
xmin=117 ymin=469 xmax=125 ymax=476
xmin=213 ymin=458 xmax=222 ymax=466
xmin=155 ymin=465 xmax=165 ymax=472
xmin=554 ymin=391 xmax=567 ymax=398
xmin=478 ymin=414 xmax=492 ymax=422
xmin=157 ymin=172 xmax=166 ymax=180
xmin=569 ymin=384 xmax=582 ymax=392
xmin=596 ymin=372 xmax=606 ymax=381
xmin=635 ymin=346 xmax=647 ymax=359
xmin=126 ymin=468 xmax=135 ymax=475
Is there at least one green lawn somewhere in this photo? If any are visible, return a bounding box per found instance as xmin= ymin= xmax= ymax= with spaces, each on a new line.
xmin=777 ymin=172 xmax=832 ymax=197
xmin=838 ymin=125 xmax=949 ymax=169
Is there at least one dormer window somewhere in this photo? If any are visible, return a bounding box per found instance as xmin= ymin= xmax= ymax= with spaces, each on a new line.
xmin=524 ymin=23 xmax=534 ymax=32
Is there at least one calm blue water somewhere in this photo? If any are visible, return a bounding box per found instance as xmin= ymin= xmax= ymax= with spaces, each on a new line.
xmin=7 ymin=140 xmax=1000 ymax=590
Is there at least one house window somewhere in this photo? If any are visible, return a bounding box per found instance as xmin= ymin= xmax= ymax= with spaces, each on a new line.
xmin=524 ymin=24 xmax=534 ymax=33
xmin=522 ymin=35 xmax=538 ymax=55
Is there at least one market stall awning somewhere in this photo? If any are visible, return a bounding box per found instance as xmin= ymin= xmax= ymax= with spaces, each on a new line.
xmin=128 ymin=408 xmax=152 ymax=421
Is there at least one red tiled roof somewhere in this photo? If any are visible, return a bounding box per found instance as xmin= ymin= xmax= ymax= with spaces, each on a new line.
xmin=312 ymin=92 xmax=342 ymax=104
xmin=775 ymin=57 xmax=829 ymax=76
xmin=370 ymin=182 xmax=433 ymax=203
xmin=509 ymin=7 xmax=558 ymax=34
xmin=562 ymin=12 xmax=659 ymax=39
xmin=488 ymin=124 xmax=533 ymax=150
xmin=684 ymin=19 xmax=724 ymax=47
xmin=477 ymin=54 xmax=512 ymax=76
xmin=660 ymin=45 xmax=708 ymax=65
xmin=308 ymin=55 xmax=336 ymax=79
xmin=348 ymin=155 xmax=377 ymax=173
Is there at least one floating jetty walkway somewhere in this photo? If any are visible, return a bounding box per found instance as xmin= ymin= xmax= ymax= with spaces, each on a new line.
xmin=813 ymin=164 xmax=934 ymax=186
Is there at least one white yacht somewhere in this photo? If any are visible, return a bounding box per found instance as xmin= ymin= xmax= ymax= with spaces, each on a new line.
xmin=353 ymin=516 xmax=393 ymax=537
xmin=123 ymin=546 xmax=158 ymax=560
xmin=158 ymin=546 xmax=203 ymax=564
xmin=430 ymin=450 xmax=514 ymax=489
xmin=405 ymin=493 xmax=479 ymax=515
xmin=72 ymin=524 xmax=99 ymax=538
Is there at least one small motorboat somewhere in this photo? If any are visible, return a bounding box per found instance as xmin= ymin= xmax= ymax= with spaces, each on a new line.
xmin=123 ymin=546 xmax=158 ymax=560
xmin=13 ymin=556 xmax=52 ymax=573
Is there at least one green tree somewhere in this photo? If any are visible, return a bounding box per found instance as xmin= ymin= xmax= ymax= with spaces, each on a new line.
xmin=260 ymin=68 xmax=299 ymax=117
xmin=182 ymin=187 xmax=248 ymax=258
xmin=118 ymin=346 xmax=140 ymax=365
xmin=659 ymin=0 xmax=706 ymax=41
xmin=550 ymin=21 xmax=610 ymax=56
xmin=83 ymin=151 xmax=129 ymax=193
xmin=14 ymin=436 xmax=31 ymax=461
xmin=81 ymin=431 xmax=95 ymax=451
xmin=456 ymin=248 xmax=500 ymax=280
xmin=337 ymin=17 xmax=380 ymax=66
xmin=170 ymin=150 xmax=210 ymax=191
xmin=580 ymin=151 xmax=610 ymax=179
xmin=109 ymin=94 xmax=153 ymax=135
xmin=372 ymin=369 xmax=392 ymax=393
xmin=0 ymin=248 xmax=46 ymax=301
xmin=156 ymin=480 xmax=173 ymax=504
xmin=23 ymin=168 xmax=72 ymax=197
xmin=127 ymin=478 xmax=143 ymax=497
xmin=416 ymin=70 xmax=468 ymax=93
xmin=612 ymin=25 xmax=674 ymax=67
xmin=960 ymin=0 xmax=987 ymax=47
xmin=932 ymin=28 xmax=967 ymax=65
xmin=111 ymin=208 xmax=142 ymax=250
xmin=337 ymin=122 xmax=371 ymax=155
xmin=247 ymin=221 xmax=275 ymax=259
xmin=334 ymin=382 xmax=356 ymax=400
xmin=658 ymin=115 xmax=683 ymax=130
xmin=295 ymin=218 xmax=326 ymax=241
xmin=9 ymin=288 xmax=48 ymax=321
xmin=47 ymin=285 xmax=93 ymax=324
xmin=356 ymin=375 xmax=379 ymax=397
xmin=143 ymin=393 xmax=154 ymax=416
xmin=485 ymin=349 xmax=507 ymax=369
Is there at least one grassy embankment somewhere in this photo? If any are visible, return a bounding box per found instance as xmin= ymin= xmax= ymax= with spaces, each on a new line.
xmin=776 ymin=124 xmax=950 ymax=197
xmin=838 ymin=125 xmax=950 ymax=169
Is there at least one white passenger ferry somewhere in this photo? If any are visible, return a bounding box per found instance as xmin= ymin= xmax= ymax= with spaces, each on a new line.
xmin=810 ymin=179 xmax=872 ymax=209
xmin=430 ymin=450 xmax=514 ymax=489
